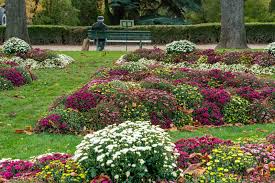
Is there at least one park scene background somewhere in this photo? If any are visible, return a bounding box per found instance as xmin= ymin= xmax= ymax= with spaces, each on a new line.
xmin=0 ymin=0 xmax=274 ymax=182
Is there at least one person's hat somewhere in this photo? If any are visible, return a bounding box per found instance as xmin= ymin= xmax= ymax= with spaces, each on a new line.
xmin=97 ymin=16 xmax=104 ymax=21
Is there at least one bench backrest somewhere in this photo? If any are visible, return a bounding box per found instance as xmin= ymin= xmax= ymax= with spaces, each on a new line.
xmin=88 ymin=30 xmax=151 ymax=41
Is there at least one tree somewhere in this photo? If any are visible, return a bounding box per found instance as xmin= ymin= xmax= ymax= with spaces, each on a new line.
xmin=217 ymin=0 xmax=248 ymax=49
xmin=270 ymin=0 xmax=275 ymax=12
xmin=33 ymin=0 xmax=79 ymax=25
xmin=26 ymin=0 xmax=43 ymax=23
xmin=72 ymin=0 xmax=98 ymax=26
xmin=6 ymin=0 xmax=30 ymax=43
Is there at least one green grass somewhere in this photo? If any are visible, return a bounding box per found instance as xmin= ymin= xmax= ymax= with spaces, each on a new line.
xmin=0 ymin=51 xmax=274 ymax=159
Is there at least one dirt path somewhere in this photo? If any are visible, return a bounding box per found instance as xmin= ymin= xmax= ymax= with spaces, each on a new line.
xmin=32 ymin=44 xmax=268 ymax=51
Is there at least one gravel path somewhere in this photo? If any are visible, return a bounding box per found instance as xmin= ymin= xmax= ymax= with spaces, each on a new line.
xmin=32 ymin=44 xmax=268 ymax=51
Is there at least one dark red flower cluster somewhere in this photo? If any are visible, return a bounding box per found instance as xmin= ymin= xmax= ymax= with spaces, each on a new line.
xmin=17 ymin=48 xmax=53 ymax=62
xmin=65 ymin=91 xmax=99 ymax=112
xmin=0 ymin=67 xmax=27 ymax=86
xmin=200 ymin=49 xmax=222 ymax=64
xmin=109 ymin=69 xmax=129 ymax=76
xmin=193 ymin=102 xmax=224 ymax=126
xmin=201 ymin=88 xmax=231 ymax=107
xmin=150 ymin=112 xmax=173 ymax=129
xmin=36 ymin=114 xmax=67 ymax=133
xmin=175 ymin=136 xmax=232 ymax=169
xmin=236 ymin=86 xmax=262 ymax=102
xmin=133 ymin=47 xmax=166 ymax=61
xmin=0 ymin=160 xmax=36 ymax=180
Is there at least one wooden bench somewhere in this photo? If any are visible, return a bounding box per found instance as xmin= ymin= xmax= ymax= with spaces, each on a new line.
xmin=87 ymin=30 xmax=152 ymax=50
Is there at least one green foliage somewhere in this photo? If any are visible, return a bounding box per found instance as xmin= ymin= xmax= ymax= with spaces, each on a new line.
xmin=223 ymin=96 xmax=251 ymax=124
xmin=173 ymin=111 xmax=193 ymax=127
xmin=185 ymin=0 xmax=220 ymax=23
xmin=173 ymin=84 xmax=203 ymax=109
xmin=0 ymin=77 xmax=14 ymax=91
xmin=15 ymin=67 xmax=33 ymax=84
xmin=186 ymin=0 xmax=275 ymax=23
xmin=245 ymin=0 xmax=275 ymax=22
xmin=270 ymin=0 xmax=275 ymax=12
xmin=53 ymin=108 xmax=88 ymax=132
xmin=72 ymin=0 xmax=98 ymax=26
xmin=140 ymin=80 xmax=174 ymax=92
xmin=33 ymin=0 xmax=79 ymax=26
xmin=121 ymin=103 xmax=150 ymax=121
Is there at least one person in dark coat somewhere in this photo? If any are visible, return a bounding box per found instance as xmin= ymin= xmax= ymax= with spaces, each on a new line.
xmin=91 ymin=16 xmax=108 ymax=51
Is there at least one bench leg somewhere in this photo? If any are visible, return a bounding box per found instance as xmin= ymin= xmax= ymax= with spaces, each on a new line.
xmin=139 ymin=41 xmax=143 ymax=49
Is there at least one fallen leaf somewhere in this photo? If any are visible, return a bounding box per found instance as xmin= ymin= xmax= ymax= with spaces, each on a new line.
xmin=15 ymin=129 xmax=25 ymax=134
xmin=179 ymin=125 xmax=198 ymax=132
xmin=256 ymin=128 xmax=268 ymax=133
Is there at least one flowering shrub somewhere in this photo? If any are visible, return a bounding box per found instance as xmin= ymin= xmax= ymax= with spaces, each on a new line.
xmin=0 ymin=62 xmax=35 ymax=90
xmin=199 ymin=146 xmax=256 ymax=182
xmin=166 ymin=40 xmax=196 ymax=54
xmin=236 ymin=86 xmax=262 ymax=102
xmin=253 ymin=54 xmax=275 ymax=67
xmin=140 ymin=76 xmax=173 ymax=92
xmin=124 ymin=48 xmax=275 ymax=75
xmin=193 ymin=102 xmax=224 ymax=126
xmin=120 ymin=62 xmax=148 ymax=73
xmin=36 ymin=159 xmax=86 ymax=183
xmin=35 ymin=114 xmax=68 ymax=133
xmin=0 ymin=67 xmax=27 ymax=87
xmin=65 ymin=91 xmax=99 ymax=112
xmin=241 ymin=144 xmax=275 ymax=164
xmin=267 ymin=42 xmax=275 ymax=57
xmin=0 ymin=53 xmax=74 ymax=69
xmin=84 ymin=102 xmax=122 ymax=131
xmin=267 ymin=132 xmax=275 ymax=144
xmin=17 ymin=48 xmax=55 ymax=62
xmin=73 ymin=121 xmax=179 ymax=181
xmin=249 ymin=102 xmax=275 ymax=123
xmin=173 ymin=84 xmax=203 ymax=109
xmin=201 ymin=88 xmax=231 ymax=107
xmin=124 ymin=48 xmax=165 ymax=62
xmin=223 ymin=96 xmax=251 ymax=124
xmin=0 ymin=160 xmax=35 ymax=180
xmin=175 ymin=136 xmax=232 ymax=169
xmin=33 ymin=153 xmax=72 ymax=169
xmin=3 ymin=37 xmax=31 ymax=54
xmin=138 ymin=89 xmax=177 ymax=114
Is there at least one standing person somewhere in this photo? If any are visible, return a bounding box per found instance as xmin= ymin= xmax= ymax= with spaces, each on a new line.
xmin=91 ymin=16 xmax=108 ymax=51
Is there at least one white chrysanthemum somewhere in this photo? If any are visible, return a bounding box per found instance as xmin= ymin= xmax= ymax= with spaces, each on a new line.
xmin=74 ymin=121 xmax=178 ymax=182
xmin=3 ymin=37 xmax=31 ymax=54
xmin=166 ymin=40 xmax=196 ymax=54
xmin=267 ymin=42 xmax=275 ymax=57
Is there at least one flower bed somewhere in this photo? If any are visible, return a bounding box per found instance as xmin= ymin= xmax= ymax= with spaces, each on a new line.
xmin=0 ymin=61 xmax=35 ymax=91
xmin=122 ymin=48 xmax=275 ymax=75
xmin=0 ymin=38 xmax=74 ymax=69
xmin=35 ymin=53 xmax=274 ymax=133
xmin=1 ymin=127 xmax=274 ymax=182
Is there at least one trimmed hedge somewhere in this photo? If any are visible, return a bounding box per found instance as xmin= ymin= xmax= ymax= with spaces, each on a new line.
xmin=0 ymin=23 xmax=274 ymax=45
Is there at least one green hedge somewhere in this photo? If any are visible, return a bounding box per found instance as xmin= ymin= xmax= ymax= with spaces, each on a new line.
xmin=0 ymin=23 xmax=274 ymax=44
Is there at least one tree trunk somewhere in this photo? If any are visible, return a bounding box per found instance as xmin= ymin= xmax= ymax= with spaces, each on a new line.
xmin=6 ymin=0 xmax=30 ymax=43
xmin=216 ymin=0 xmax=248 ymax=49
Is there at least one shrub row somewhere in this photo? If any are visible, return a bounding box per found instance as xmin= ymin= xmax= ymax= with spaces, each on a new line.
xmin=0 ymin=23 xmax=274 ymax=45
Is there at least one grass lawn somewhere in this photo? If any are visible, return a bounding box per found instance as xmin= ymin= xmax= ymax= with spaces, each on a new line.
xmin=0 ymin=51 xmax=274 ymax=159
